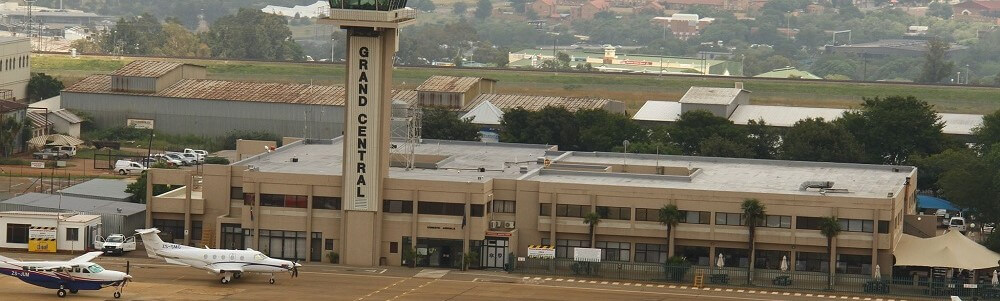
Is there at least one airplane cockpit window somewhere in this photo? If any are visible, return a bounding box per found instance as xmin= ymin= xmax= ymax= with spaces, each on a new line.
xmin=254 ymin=254 xmax=265 ymax=261
xmin=87 ymin=264 xmax=105 ymax=273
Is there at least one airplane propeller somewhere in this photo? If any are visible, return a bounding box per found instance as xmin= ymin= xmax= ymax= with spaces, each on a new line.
xmin=291 ymin=260 xmax=299 ymax=278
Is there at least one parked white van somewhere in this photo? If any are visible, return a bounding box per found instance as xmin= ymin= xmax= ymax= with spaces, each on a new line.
xmin=948 ymin=216 xmax=967 ymax=233
xmin=114 ymin=160 xmax=147 ymax=175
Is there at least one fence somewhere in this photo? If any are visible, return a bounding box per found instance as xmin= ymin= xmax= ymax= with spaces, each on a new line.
xmin=512 ymin=258 xmax=1000 ymax=299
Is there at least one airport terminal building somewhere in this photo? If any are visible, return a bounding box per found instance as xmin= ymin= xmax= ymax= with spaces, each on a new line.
xmin=145 ymin=137 xmax=915 ymax=276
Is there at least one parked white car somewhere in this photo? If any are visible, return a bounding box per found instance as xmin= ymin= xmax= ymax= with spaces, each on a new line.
xmin=184 ymin=148 xmax=207 ymax=161
xmin=164 ymin=153 xmax=194 ymax=165
xmin=94 ymin=234 xmax=136 ymax=255
xmin=948 ymin=216 xmax=967 ymax=233
xmin=114 ymin=160 xmax=147 ymax=175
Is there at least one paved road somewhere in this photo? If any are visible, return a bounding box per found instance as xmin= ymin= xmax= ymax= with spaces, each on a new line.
xmin=0 ymin=252 xmax=931 ymax=301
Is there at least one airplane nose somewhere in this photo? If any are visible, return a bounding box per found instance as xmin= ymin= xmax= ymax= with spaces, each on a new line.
xmin=294 ymin=262 xmax=302 ymax=268
xmin=124 ymin=274 xmax=133 ymax=280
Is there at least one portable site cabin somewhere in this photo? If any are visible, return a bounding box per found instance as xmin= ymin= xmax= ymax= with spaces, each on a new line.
xmin=0 ymin=211 xmax=101 ymax=252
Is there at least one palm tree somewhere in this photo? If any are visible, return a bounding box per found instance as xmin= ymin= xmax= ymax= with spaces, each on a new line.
xmin=583 ymin=211 xmax=601 ymax=247
xmin=658 ymin=204 xmax=682 ymax=257
xmin=818 ymin=216 xmax=843 ymax=290
xmin=741 ymin=198 xmax=766 ymax=284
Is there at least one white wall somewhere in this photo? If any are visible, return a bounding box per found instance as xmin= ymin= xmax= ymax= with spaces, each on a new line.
xmin=0 ymin=215 xmax=101 ymax=251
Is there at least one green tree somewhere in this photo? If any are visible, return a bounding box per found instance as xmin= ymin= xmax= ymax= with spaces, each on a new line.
xmin=471 ymin=43 xmax=509 ymax=67
xmin=125 ymin=164 xmax=176 ymax=204
xmin=911 ymin=148 xmax=979 ymax=194
xmin=818 ymin=216 xmax=842 ymax=290
xmin=26 ymin=73 xmax=64 ymax=102
xmin=670 ymin=110 xmax=745 ymax=155
xmin=745 ymin=119 xmax=780 ymax=159
xmin=837 ymin=96 xmax=947 ymax=164
xmin=475 ymin=0 xmax=493 ymax=19
xmin=918 ymin=38 xmax=955 ymax=83
xmin=927 ymin=2 xmax=953 ymax=19
xmin=453 ymin=2 xmax=468 ymax=15
xmin=937 ymin=146 xmax=1000 ymax=225
xmin=657 ymin=204 xmax=683 ymax=257
xmin=699 ymin=135 xmax=753 ymax=158
xmin=741 ymin=199 xmax=766 ymax=284
xmin=795 ymin=25 xmax=827 ymax=51
xmin=973 ymin=110 xmax=1000 ymax=152
xmin=204 ymin=8 xmax=304 ymax=60
xmin=0 ymin=115 xmax=23 ymax=156
xmin=499 ymin=107 xmax=580 ymax=149
xmin=576 ymin=109 xmax=644 ymax=152
xmin=99 ymin=13 xmax=166 ymax=55
xmin=421 ymin=107 xmax=481 ymax=141
xmin=781 ymin=118 xmax=864 ymax=163
xmin=583 ymin=211 xmax=601 ymax=246
xmin=152 ymin=23 xmax=211 ymax=58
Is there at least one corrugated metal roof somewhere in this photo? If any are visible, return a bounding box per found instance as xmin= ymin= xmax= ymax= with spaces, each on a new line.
xmin=26 ymin=111 xmax=53 ymax=128
xmin=2 ymin=192 xmax=145 ymax=216
xmin=109 ymin=60 xmax=186 ymax=78
xmin=464 ymin=94 xmax=614 ymax=112
xmin=632 ymin=101 xmax=682 ymax=122
xmin=415 ymin=76 xmax=493 ymax=93
xmin=729 ymin=105 xmax=847 ymax=127
xmin=678 ymin=86 xmax=746 ymax=104
xmin=51 ymin=109 xmax=83 ymax=124
xmin=939 ymin=113 xmax=983 ymax=135
xmin=460 ymin=100 xmax=504 ymax=125
xmin=0 ymin=100 xmax=27 ymax=113
xmin=60 ymin=179 xmax=132 ymax=201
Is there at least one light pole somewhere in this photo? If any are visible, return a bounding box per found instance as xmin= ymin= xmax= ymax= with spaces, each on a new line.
xmin=146 ymin=130 xmax=154 ymax=167
xmin=622 ymin=140 xmax=630 ymax=172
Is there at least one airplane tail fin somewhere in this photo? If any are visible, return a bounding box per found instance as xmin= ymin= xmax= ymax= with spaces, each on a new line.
xmin=135 ymin=228 xmax=164 ymax=259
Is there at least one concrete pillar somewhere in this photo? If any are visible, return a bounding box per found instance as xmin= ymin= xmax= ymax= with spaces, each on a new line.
xmin=871 ymin=209 xmax=878 ymax=278
xmin=306 ymin=185 xmax=313 ymax=263
xmin=183 ymin=173 xmax=192 ymax=246
xmin=145 ymin=171 xmax=153 ymax=228
xmin=463 ymin=189 xmax=471 ymax=269
xmin=253 ymin=181 xmax=260 ymax=251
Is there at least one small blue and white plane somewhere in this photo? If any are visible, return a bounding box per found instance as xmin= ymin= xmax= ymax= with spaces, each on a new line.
xmin=0 ymin=251 xmax=131 ymax=298
xmin=136 ymin=228 xmax=301 ymax=284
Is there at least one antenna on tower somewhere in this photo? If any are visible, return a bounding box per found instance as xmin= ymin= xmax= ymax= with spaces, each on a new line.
xmin=390 ymin=101 xmax=421 ymax=170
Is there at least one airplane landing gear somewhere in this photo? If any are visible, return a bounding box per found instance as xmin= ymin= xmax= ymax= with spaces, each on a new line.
xmin=221 ymin=277 xmax=231 ymax=284
xmin=57 ymin=289 xmax=67 ymax=298
xmin=269 ymin=273 xmax=275 ymax=284
xmin=70 ymin=289 xmax=79 ymax=294
xmin=114 ymin=292 xmax=122 ymax=299
xmin=234 ymin=272 xmax=241 ymax=279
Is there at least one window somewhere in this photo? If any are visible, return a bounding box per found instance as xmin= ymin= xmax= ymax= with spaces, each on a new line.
xmin=543 ymin=238 xmax=590 ymax=259
xmin=878 ymin=220 xmax=889 ymax=234
xmin=680 ymin=211 xmax=711 ymax=224
xmin=6 ymin=223 xmax=28 ymax=244
xmin=491 ymin=200 xmax=516 ymax=213
xmin=539 ymin=203 xmax=551 ymax=216
xmin=753 ymin=250 xmax=789 ymax=270
xmin=635 ymin=208 xmax=658 ymax=222
xmin=596 ymin=206 xmax=630 ymax=220
xmin=470 ymin=204 xmax=484 ymax=217
xmin=417 ymin=202 xmax=464 ymax=216
xmin=257 ymin=229 xmax=308 ymax=260
xmin=230 ymin=187 xmax=243 ymax=199
xmin=836 ymin=254 xmax=872 ymax=275
xmin=715 ymin=213 xmax=744 ymax=226
xmin=191 ymin=221 xmax=203 ymax=241
xmin=796 ymin=216 xmax=822 ymax=230
xmin=635 ymin=243 xmax=667 ymax=263
xmin=325 ymin=239 xmax=334 ymax=250
xmin=761 ymin=215 xmax=792 ymax=228
xmin=152 ymin=219 xmax=184 ymax=242
xmin=839 ymin=219 xmax=875 ymax=233
xmin=382 ymin=200 xmax=413 ymax=213
xmin=390 ymin=242 xmax=398 ymax=253
xmin=716 ymin=247 xmax=750 ymax=268
xmin=556 ymin=204 xmax=588 ymax=218
xmin=243 ymin=193 xmax=254 ymax=206
xmin=66 ymin=228 xmax=79 ymax=241
xmin=596 ymin=241 xmax=631 ymax=262
xmin=675 ymin=245 xmax=711 ymax=266
xmin=260 ymin=194 xmax=307 ymax=208
xmin=314 ymin=196 xmax=342 ymax=210
xmin=795 ymin=252 xmax=829 ymax=272
xmin=221 ymin=223 xmax=245 ymax=250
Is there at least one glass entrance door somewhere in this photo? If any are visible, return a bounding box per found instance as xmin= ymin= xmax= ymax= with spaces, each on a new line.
xmin=482 ymin=238 xmax=509 ymax=268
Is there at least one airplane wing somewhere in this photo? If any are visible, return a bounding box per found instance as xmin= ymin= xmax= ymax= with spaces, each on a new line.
xmin=68 ymin=251 xmax=103 ymax=263
xmin=207 ymin=262 xmax=245 ymax=274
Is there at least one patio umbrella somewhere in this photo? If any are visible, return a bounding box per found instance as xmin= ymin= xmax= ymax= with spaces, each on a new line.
xmin=716 ymin=253 xmax=725 ymax=268
xmin=993 ymin=270 xmax=998 ymax=286
xmin=780 ymin=256 xmax=788 ymax=272
xmin=874 ymin=265 xmax=881 ymax=280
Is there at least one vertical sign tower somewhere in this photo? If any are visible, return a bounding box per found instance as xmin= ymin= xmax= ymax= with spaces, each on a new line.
xmin=321 ymin=1 xmax=415 ymax=266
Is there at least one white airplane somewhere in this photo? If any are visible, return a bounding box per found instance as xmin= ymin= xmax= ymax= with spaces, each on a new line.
xmin=0 ymin=251 xmax=131 ymax=298
xmin=135 ymin=228 xmax=301 ymax=284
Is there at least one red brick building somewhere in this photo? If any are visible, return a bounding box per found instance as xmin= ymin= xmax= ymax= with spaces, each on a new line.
xmin=953 ymin=0 xmax=1000 ymax=20
xmin=571 ymin=0 xmax=611 ymax=20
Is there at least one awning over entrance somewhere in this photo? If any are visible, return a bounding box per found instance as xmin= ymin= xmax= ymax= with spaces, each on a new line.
xmin=916 ymin=194 xmax=960 ymax=212
xmin=894 ymin=230 xmax=1000 ymax=270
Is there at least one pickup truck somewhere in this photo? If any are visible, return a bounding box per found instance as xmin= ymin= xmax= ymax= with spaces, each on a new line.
xmin=94 ymin=234 xmax=136 ymax=255
xmin=32 ymin=146 xmax=76 ymax=159
xmin=184 ymin=148 xmax=207 ymax=163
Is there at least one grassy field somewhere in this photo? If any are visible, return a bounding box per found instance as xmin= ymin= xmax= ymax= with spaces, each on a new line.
xmin=33 ymin=54 xmax=1000 ymax=114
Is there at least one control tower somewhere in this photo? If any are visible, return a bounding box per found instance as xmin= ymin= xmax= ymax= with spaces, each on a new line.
xmin=320 ymin=0 xmax=415 ymax=266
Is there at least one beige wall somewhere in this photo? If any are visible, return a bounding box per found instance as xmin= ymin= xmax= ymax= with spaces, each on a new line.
xmin=0 ymin=38 xmax=30 ymax=101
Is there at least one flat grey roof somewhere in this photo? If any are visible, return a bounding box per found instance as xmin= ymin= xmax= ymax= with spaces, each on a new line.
xmin=60 ymin=179 xmax=132 ymax=201
xmin=536 ymin=152 xmax=913 ymax=198
xmin=237 ymin=138 xmax=555 ymax=182
xmin=678 ymin=87 xmax=746 ymax=104
xmin=237 ymin=137 xmax=913 ymax=198
xmin=0 ymin=36 xmax=29 ymax=44
xmin=1 ymin=192 xmax=145 ymax=216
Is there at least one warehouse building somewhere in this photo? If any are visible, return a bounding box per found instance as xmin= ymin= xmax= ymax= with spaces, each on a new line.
xmin=60 ymin=61 xmax=624 ymax=138
xmin=0 ymin=192 xmax=146 ymax=236
xmin=145 ymin=136 xmax=915 ymax=278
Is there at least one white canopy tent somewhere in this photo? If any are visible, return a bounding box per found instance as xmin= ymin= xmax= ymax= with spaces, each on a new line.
xmin=27 ymin=134 xmax=84 ymax=148
xmin=894 ymin=230 xmax=1000 ymax=270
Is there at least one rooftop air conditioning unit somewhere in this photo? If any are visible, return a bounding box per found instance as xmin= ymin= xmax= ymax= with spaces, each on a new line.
xmin=490 ymin=220 xmax=502 ymax=229
xmin=504 ymin=221 xmax=516 ymax=229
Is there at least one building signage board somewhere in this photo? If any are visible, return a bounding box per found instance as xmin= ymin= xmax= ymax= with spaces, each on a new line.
xmin=28 ymin=226 xmax=57 ymax=253
xmin=30 ymin=162 xmax=44 ymax=168
xmin=573 ymin=247 xmax=602 ymax=262
xmin=127 ymin=119 xmax=154 ymax=129
xmin=485 ymin=231 xmax=512 ymax=237
xmin=527 ymin=245 xmax=555 ymax=259
xmin=343 ymin=35 xmax=383 ymax=211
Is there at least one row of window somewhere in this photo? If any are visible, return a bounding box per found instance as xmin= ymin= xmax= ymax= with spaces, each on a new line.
xmin=152 ymin=219 xmax=202 ymax=241
xmin=5 ymin=224 xmax=80 ymax=244
xmin=538 ymin=203 xmax=889 ymax=233
xmin=238 ymin=191 xmax=343 ymax=210
xmin=1 ymin=55 xmax=28 ymax=72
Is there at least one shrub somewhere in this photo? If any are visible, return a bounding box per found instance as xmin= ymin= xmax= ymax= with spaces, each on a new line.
xmin=327 ymin=251 xmax=340 ymax=264
xmin=223 ymin=130 xmax=281 ymax=150
xmin=203 ymin=156 xmax=230 ymax=165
